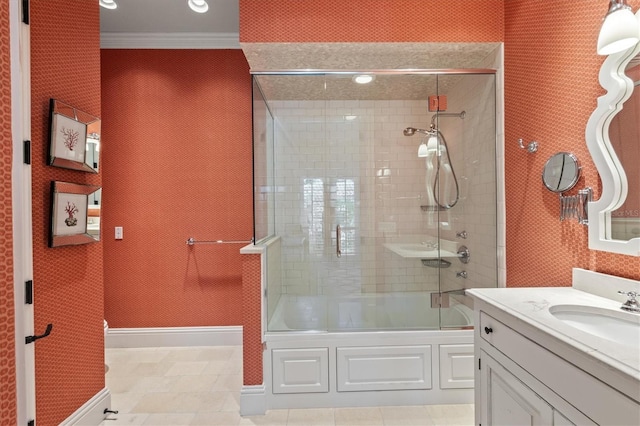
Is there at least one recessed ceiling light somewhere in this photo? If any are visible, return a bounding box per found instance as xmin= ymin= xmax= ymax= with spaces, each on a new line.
xmin=188 ymin=0 xmax=209 ymax=13
xmin=99 ymin=0 xmax=117 ymax=10
xmin=345 ymin=115 xmax=358 ymax=121
xmin=353 ymin=75 xmax=375 ymax=84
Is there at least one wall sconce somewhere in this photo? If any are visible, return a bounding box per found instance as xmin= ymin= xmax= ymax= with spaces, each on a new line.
xmin=597 ymin=0 xmax=640 ymax=55
xmin=188 ymin=0 xmax=209 ymax=13
xmin=99 ymin=0 xmax=117 ymax=9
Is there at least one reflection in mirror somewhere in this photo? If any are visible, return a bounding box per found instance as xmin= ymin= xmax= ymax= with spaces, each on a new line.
xmin=609 ymin=52 xmax=640 ymax=239
xmin=87 ymin=188 xmax=101 ymax=240
xmin=542 ymin=152 xmax=581 ymax=193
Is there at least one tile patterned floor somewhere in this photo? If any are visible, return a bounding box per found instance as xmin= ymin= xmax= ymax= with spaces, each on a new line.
xmin=101 ymin=346 xmax=475 ymax=426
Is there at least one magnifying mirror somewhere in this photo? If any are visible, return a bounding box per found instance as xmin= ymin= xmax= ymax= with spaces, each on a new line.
xmin=542 ymin=152 xmax=581 ymax=193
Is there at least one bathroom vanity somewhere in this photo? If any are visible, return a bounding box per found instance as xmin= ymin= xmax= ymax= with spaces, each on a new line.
xmin=468 ymin=268 xmax=640 ymax=425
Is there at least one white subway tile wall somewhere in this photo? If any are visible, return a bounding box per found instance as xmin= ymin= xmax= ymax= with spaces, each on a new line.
xmin=265 ymin=73 xmax=499 ymax=330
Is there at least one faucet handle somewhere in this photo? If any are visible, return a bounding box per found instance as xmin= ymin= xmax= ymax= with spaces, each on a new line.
xmin=618 ymin=291 xmax=640 ymax=313
xmin=618 ymin=290 xmax=639 ymax=299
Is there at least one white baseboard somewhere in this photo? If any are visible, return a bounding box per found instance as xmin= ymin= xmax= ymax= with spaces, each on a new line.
xmin=60 ymin=387 xmax=111 ymax=425
xmin=106 ymin=326 xmax=242 ymax=348
xmin=240 ymin=384 xmax=266 ymax=416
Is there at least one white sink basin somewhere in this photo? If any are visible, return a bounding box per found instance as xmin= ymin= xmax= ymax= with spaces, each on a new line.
xmin=549 ymin=304 xmax=640 ymax=347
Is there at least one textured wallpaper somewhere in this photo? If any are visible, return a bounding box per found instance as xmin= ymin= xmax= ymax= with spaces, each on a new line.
xmin=31 ymin=0 xmax=104 ymax=424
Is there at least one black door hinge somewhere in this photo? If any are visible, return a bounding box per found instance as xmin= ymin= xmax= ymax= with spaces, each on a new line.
xmin=478 ymin=358 xmax=481 ymax=370
xmin=28 ymin=420 xmax=34 ymax=426
xmin=23 ymin=140 xmax=31 ymax=165
xmin=25 ymin=280 xmax=33 ymax=304
xmin=22 ymin=0 xmax=29 ymax=25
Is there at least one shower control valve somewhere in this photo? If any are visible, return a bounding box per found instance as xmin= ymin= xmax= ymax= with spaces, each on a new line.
xmin=456 ymin=230 xmax=468 ymax=239
xmin=456 ymin=271 xmax=468 ymax=279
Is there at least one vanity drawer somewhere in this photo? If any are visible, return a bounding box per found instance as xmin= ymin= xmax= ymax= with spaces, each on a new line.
xmin=479 ymin=311 xmax=639 ymax=425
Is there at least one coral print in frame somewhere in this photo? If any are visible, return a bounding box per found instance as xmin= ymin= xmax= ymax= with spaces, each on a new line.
xmin=49 ymin=181 xmax=101 ymax=247
xmin=48 ymin=98 xmax=101 ymax=173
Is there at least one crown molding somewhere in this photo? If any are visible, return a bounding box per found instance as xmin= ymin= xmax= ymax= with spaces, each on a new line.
xmin=100 ymin=32 xmax=240 ymax=49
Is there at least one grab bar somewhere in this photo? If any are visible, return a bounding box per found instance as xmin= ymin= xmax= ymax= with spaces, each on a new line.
xmin=336 ymin=225 xmax=342 ymax=258
xmin=186 ymin=237 xmax=253 ymax=246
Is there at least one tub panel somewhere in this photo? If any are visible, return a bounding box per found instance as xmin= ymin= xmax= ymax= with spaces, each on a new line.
xmin=336 ymin=345 xmax=432 ymax=392
xmin=439 ymin=344 xmax=475 ymax=389
xmin=272 ymin=348 xmax=329 ymax=394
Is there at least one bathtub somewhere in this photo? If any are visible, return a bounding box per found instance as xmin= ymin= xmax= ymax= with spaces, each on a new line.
xmin=264 ymin=292 xmax=475 ymax=410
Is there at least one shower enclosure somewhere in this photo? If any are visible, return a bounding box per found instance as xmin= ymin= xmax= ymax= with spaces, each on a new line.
xmin=252 ymin=70 xmax=498 ymax=408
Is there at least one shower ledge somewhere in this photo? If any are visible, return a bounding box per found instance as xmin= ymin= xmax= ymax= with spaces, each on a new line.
xmin=383 ymin=241 xmax=459 ymax=259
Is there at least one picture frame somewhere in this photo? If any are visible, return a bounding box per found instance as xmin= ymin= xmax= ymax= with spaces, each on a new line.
xmin=49 ymin=181 xmax=101 ymax=247
xmin=48 ymin=99 xmax=101 ymax=173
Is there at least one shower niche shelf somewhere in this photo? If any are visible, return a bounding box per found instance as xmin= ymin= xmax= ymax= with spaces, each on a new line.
xmin=384 ymin=240 xmax=460 ymax=259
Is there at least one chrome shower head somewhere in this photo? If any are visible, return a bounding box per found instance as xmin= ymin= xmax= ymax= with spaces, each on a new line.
xmin=403 ymin=127 xmax=432 ymax=136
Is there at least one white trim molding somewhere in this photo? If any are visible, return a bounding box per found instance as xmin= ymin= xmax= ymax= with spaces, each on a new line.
xmin=100 ymin=32 xmax=240 ymax=49
xmin=60 ymin=388 xmax=111 ymax=425
xmin=105 ymin=326 xmax=242 ymax=348
xmin=240 ymin=384 xmax=266 ymax=416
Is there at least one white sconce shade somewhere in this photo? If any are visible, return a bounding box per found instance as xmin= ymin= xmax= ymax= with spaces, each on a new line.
xmin=597 ymin=0 xmax=640 ymax=55
xmin=188 ymin=0 xmax=209 ymax=13
xmin=99 ymin=0 xmax=117 ymax=10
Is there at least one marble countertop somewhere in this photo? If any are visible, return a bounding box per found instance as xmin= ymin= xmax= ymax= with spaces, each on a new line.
xmin=467 ymin=285 xmax=640 ymax=400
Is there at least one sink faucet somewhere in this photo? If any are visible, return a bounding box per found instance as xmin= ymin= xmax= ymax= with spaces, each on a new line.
xmin=618 ymin=291 xmax=640 ymax=313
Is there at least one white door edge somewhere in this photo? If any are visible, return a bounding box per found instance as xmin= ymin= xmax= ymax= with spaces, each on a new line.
xmin=11 ymin=0 xmax=35 ymax=423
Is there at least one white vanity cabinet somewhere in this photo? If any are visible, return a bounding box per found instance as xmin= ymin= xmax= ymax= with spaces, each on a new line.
xmin=469 ymin=287 xmax=640 ymax=426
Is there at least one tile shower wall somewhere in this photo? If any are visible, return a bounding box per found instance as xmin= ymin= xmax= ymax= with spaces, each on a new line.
xmin=436 ymin=75 xmax=498 ymax=294
xmin=271 ymin=90 xmax=497 ymax=297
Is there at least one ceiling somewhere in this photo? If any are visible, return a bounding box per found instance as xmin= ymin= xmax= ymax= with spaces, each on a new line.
xmin=100 ymin=1 xmax=501 ymax=100
xmin=100 ymin=0 xmax=239 ymax=47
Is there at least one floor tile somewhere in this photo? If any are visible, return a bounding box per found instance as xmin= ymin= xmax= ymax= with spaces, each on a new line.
xmin=334 ymin=407 xmax=384 ymax=426
xmin=287 ymin=408 xmax=335 ymax=426
xmin=142 ymin=413 xmax=196 ymax=425
xmin=238 ymin=409 xmax=289 ymax=425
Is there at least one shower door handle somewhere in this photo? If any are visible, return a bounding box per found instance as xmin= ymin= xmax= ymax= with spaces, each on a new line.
xmin=336 ymin=225 xmax=342 ymax=258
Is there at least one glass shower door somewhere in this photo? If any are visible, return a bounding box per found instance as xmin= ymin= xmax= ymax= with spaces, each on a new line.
xmin=434 ymin=73 xmax=497 ymax=329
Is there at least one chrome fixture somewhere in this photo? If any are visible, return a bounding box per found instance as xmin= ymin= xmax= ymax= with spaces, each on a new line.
xmin=456 ymin=230 xmax=468 ymax=239
xmin=517 ymin=138 xmax=538 ymax=153
xmin=403 ymin=111 xmax=465 ymax=209
xmin=559 ymin=187 xmax=593 ymax=224
xmin=186 ymin=237 xmax=253 ymax=245
xmin=618 ymin=291 xmax=640 ymax=313
xmin=99 ymin=0 xmax=117 ymax=9
xmin=457 ymin=245 xmax=470 ymax=264
xmin=188 ymin=0 xmax=209 ymax=13
xmin=597 ymin=0 xmax=639 ymax=55
xmin=456 ymin=271 xmax=468 ymax=279
xmin=422 ymin=258 xmax=451 ymax=268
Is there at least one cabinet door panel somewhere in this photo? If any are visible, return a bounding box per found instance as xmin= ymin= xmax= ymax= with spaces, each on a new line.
xmin=481 ymin=350 xmax=553 ymax=426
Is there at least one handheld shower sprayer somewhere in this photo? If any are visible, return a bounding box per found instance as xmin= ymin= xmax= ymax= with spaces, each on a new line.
xmin=402 ymin=111 xmax=466 ymax=209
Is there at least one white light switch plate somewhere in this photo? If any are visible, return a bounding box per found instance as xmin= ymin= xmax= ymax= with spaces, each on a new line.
xmin=115 ymin=226 xmax=123 ymax=240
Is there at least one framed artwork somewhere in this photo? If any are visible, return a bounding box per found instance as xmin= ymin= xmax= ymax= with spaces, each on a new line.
xmin=49 ymin=181 xmax=101 ymax=247
xmin=48 ymin=99 xmax=101 ymax=173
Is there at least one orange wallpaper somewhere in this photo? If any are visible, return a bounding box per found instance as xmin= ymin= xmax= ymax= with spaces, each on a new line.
xmin=239 ymin=0 xmax=504 ymax=42
xmin=504 ymin=0 xmax=640 ymax=286
xmin=242 ymin=254 xmax=262 ymax=385
xmin=100 ymin=50 xmax=253 ymax=328
xmin=0 ymin=0 xmax=17 ymax=423
xmin=31 ymin=1 xmax=104 ymax=424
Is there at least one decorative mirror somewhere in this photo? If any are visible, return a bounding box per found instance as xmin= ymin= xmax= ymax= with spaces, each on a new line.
xmin=48 ymin=99 xmax=101 ymax=173
xmin=586 ymin=9 xmax=640 ymax=255
xmin=49 ymin=181 xmax=101 ymax=247
xmin=542 ymin=152 xmax=581 ymax=193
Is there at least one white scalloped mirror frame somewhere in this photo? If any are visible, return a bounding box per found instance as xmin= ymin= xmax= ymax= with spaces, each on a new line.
xmin=586 ymin=10 xmax=640 ymax=255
